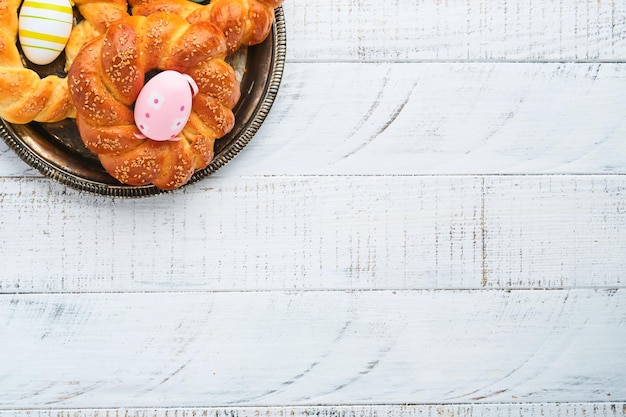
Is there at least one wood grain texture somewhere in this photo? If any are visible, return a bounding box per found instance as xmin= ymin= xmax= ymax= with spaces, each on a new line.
xmin=0 ymin=0 xmax=624 ymax=414
xmin=2 ymin=404 xmax=626 ymax=417
xmin=0 ymin=289 xmax=624 ymax=407
xmin=0 ymin=175 xmax=623 ymax=293
xmin=1 ymin=63 xmax=625 ymax=178
xmin=224 ymin=62 xmax=626 ymax=176
xmin=282 ymin=0 xmax=626 ymax=62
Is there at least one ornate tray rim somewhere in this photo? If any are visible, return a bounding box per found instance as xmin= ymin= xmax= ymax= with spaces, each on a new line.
xmin=0 ymin=6 xmax=286 ymax=198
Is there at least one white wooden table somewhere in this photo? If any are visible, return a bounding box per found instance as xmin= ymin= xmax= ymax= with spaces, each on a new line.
xmin=1 ymin=0 xmax=625 ymax=416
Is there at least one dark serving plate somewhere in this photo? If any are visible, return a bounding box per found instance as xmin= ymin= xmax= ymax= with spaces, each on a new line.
xmin=0 ymin=7 xmax=286 ymax=197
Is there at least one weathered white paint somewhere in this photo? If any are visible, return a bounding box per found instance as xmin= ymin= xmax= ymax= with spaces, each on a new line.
xmin=0 ymin=176 xmax=623 ymax=292
xmin=0 ymin=0 xmax=624 ymax=415
xmin=0 ymin=289 xmax=624 ymax=407
xmin=1 ymin=404 xmax=625 ymax=417
xmin=283 ymin=0 xmax=626 ymax=62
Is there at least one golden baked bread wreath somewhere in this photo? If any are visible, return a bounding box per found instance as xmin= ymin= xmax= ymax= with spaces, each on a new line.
xmin=0 ymin=0 xmax=129 ymax=123
xmin=0 ymin=0 xmax=74 ymax=123
xmin=65 ymin=0 xmax=130 ymax=70
xmin=68 ymin=12 xmax=241 ymax=190
xmin=2 ymin=0 xmax=283 ymax=188
xmin=69 ymin=0 xmax=284 ymax=190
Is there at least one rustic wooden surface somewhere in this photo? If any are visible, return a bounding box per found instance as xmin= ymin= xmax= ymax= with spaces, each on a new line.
xmin=1 ymin=0 xmax=625 ymax=415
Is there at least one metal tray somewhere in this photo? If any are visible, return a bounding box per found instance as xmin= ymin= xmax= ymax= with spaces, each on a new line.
xmin=1 ymin=7 xmax=286 ymax=197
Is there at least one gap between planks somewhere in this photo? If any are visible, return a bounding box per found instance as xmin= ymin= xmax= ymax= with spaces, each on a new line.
xmin=0 ymin=287 xmax=623 ymax=296
xmin=0 ymin=403 xmax=625 ymax=415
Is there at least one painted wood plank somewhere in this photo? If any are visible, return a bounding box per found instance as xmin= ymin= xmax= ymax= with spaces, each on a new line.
xmin=0 ymin=176 xmax=483 ymax=292
xmin=483 ymin=175 xmax=626 ymax=288
xmin=281 ymin=0 xmax=626 ymax=62
xmin=1 ymin=404 xmax=625 ymax=417
xmin=0 ymin=175 xmax=624 ymax=293
xmin=221 ymin=62 xmax=626 ymax=176
xmin=0 ymin=289 xmax=624 ymax=407
xmin=2 ymin=62 xmax=625 ymax=178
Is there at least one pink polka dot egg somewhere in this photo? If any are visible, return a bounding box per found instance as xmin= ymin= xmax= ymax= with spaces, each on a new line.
xmin=134 ymin=70 xmax=199 ymax=141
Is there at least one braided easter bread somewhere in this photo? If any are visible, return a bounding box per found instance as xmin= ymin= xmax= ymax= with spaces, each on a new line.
xmin=0 ymin=0 xmax=132 ymax=123
xmin=74 ymin=0 xmax=129 ymax=32
xmin=65 ymin=0 xmax=130 ymax=70
xmin=68 ymin=12 xmax=241 ymax=189
xmin=130 ymin=0 xmax=283 ymax=54
xmin=0 ymin=0 xmax=76 ymax=123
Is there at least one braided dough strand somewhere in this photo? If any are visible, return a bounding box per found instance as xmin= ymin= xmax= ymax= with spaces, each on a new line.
xmin=0 ymin=0 xmax=76 ymax=123
xmin=68 ymin=13 xmax=241 ymax=189
xmin=130 ymin=0 xmax=283 ymax=54
xmin=65 ymin=0 xmax=131 ymax=70
xmin=0 ymin=0 xmax=133 ymax=123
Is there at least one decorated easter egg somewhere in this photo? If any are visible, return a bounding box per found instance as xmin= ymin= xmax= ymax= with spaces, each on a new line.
xmin=18 ymin=0 xmax=74 ymax=65
xmin=134 ymin=71 xmax=199 ymax=142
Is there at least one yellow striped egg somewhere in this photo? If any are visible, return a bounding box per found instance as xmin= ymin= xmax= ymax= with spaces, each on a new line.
xmin=18 ymin=0 xmax=73 ymax=65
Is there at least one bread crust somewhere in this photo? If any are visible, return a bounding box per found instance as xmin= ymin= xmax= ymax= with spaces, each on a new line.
xmin=69 ymin=13 xmax=241 ymax=189
xmin=0 ymin=0 xmax=132 ymax=123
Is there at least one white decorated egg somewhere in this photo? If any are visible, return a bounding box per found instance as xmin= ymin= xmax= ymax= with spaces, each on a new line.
xmin=134 ymin=71 xmax=199 ymax=142
xmin=18 ymin=0 xmax=73 ymax=65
